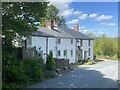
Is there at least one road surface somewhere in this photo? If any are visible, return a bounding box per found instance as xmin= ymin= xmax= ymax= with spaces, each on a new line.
xmin=29 ymin=60 xmax=119 ymax=88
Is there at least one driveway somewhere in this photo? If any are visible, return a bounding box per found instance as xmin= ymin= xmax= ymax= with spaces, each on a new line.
xmin=28 ymin=60 xmax=119 ymax=88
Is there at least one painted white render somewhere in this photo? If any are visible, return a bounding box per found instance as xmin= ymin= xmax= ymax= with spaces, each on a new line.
xmin=26 ymin=36 xmax=76 ymax=63
xmin=27 ymin=36 xmax=47 ymax=62
xmin=57 ymin=38 xmax=76 ymax=63
xmin=77 ymin=39 xmax=94 ymax=60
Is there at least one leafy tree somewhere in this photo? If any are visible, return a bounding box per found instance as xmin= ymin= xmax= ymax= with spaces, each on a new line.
xmin=45 ymin=4 xmax=66 ymax=27
xmin=2 ymin=2 xmax=48 ymax=88
xmin=46 ymin=4 xmax=59 ymax=21
xmin=93 ymin=34 xmax=118 ymax=57
xmin=57 ymin=16 xmax=66 ymax=27
xmin=2 ymin=2 xmax=48 ymax=56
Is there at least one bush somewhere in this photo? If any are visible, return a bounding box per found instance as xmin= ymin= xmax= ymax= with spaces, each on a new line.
xmin=2 ymin=50 xmax=57 ymax=89
xmin=2 ymin=57 xmax=46 ymax=88
xmin=46 ymin=51 xmax=55 ymax=70
xmin=85 ymin=60 xmax=95 ymax=65
xmin=23 ymin=59 xmax=44 ymax=81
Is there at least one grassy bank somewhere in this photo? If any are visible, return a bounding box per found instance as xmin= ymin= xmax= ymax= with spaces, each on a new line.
xmin=96 ymin=55 xmax=119 ymax=60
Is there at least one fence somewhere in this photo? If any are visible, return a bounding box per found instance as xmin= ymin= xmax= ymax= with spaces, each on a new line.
xmin=54 ymin=58 xmax=70 ymax=72
xmin=17 ymin=46 xmax=39 ymax=60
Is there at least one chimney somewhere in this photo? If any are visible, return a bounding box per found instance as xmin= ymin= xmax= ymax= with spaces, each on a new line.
xmin=45 ymin=20 xmax=54 ymax=29
xmin=45 ymin=20 xmax=58 ymax=29
xmin=53 ymin=21 xmax=58 ymax=27
xmin=73 ymin=24 xmax=79 ymax=31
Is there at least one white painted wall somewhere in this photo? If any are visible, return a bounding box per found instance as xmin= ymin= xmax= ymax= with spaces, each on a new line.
xmin=48 ymin=37 xmax=57 ymax=58
xmin=26 ymin=36 xmax=76 ymax=63
xmin=57 ymin=38 xmax=76 ymax=63
xmin=27 ymin=36 xmax=47 ymax=62
xmin=77 ymin=39 xmax=94 ymax=60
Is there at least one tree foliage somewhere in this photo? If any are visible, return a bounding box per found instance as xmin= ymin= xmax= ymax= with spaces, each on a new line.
xmin=2 ymin=2 xmax=48 ymax=55
xmin=93 ymin=34 xmax=118 ymax=57
xmin=2 ymin=2 xmax=48 ymax=38
xmin=2 ymin=2 xmax=49 ymax=88
xmin=44 ymin=4 xmax=66 ymax=27
xmin=87 ymin=34 xmax=118 ymax=58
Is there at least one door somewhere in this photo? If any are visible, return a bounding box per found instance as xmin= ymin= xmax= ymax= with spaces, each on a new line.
xmin=84 ymin=51 xmax=87 ymax=60
xmin=78 ymin=46 xmax=82 ymax=61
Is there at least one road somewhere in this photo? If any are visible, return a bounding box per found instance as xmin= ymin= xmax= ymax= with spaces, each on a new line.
xmin=29 ymin=60 xmax=119 ymax=88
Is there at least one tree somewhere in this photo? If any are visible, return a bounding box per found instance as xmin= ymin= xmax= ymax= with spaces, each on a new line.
xmin=2 ymin=2 xmax=48 ymax=55
xmin=45 ymin=4 xmax=66 ymax=27
xmin=94 ymin=34 xmax=118 ymax=57
xmin=46 ymin=4 xmax=59 ymax=21
xmin=57 ymin=16 xmax=66 ymax=27
xmin=2 ymin=2 xmax=48 ymax=87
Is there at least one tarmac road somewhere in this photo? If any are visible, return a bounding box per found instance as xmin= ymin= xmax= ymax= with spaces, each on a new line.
xmin=29 ymin=60 xmax=119 ymax=88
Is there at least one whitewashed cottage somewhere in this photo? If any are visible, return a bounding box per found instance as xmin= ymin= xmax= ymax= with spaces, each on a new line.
xmin=24 ymin=20 xmax=94 ymax=63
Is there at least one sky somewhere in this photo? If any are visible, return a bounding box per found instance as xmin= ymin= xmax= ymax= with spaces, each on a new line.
xmin=50 ymin=1 xmax=118 ymax=38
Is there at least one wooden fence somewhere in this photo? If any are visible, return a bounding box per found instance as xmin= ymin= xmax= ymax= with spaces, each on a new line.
xmin=17 ymin=46 xmax=39 ymax=60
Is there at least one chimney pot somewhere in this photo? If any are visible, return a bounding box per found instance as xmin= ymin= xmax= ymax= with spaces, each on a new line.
xmin=73 ymin=24 xmax=79 ymax=31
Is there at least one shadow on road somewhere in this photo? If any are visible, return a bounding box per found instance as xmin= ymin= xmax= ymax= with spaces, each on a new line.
xmin=95 ymin=59 xmax=105 ymax=63
xmin=27 ymin=66 xmax=119 ymax=89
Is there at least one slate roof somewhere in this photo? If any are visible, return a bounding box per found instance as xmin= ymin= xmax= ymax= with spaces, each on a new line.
xmin=60 ymin=27 xmax=94 ymax=40
xmin=32 ymin=26 xmax=74 ymax=38
xmin=32 ymin=26 xmax=93 ymax=40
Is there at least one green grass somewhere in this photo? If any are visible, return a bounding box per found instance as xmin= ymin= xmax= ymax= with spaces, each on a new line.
xmin=84 ymin=60 xmax=95 ymax=65
xmin=96 ymin=55 xmax=119 ymax=60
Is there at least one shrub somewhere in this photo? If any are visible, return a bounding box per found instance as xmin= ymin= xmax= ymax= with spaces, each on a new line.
xmin=2 ymin=57 xmax=46 ymax=88
xmin=23 ymin=59 xmax=45 ymax=81
xmin=2 ymin=50 xmax=57 ymax=89
xmin=46 ymin=51 xmax=55 ymax=71
xmin=86 ymin=60 xmax=95 ymax=65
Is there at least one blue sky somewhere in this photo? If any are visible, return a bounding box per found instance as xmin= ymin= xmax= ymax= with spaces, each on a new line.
xmin=51 ymin=2 xmax=118 ymax=37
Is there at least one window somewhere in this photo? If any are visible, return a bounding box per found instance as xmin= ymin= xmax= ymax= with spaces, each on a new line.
xmin=88 ymin=40 xmax=90 ymax=46
xmin=71 ymin=39 xmax=73 ymax=44
xmin=58 ymin=38 xmax=61 ymax=44
xmin=58 ymin=50 xmax=60 ymax=56
xmin=80 ymin=40 xmax=83 ymax=46
xmin=71 ymin=50 xmax=73 ymax=57
xmin=63 ymin=50 xmax=67 ymax=56
xmin=88 ymin=48 xmax=90 ymax=56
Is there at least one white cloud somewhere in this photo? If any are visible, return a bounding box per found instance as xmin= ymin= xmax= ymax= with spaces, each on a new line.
xmin=79 ymin=14 xmax=88 ymax=20
xmin=83 ymin=29 xmax=88 ymax=32
xmin=51 ymin=1 xmax=83 ymax=18
xmin=61 ymin=8 xmax=74 ymax=17
xmin=89 ymin=13 xmax=98 ymax=18
xmin=96 ymin=15 xmax=113 ymax=21
xmin=79 ymin=26 xmax=86 ymax=30
xmin=67 ymin=19 xmax=79 ymax=24
xmin=74 ymin=11 xmax=82 ymax=15
xmin=98 ymin=23 xmax=116 ymax=27
xmin=78 ymin=26 xmax=93 ymax=34
xmin=89 ymin=14 xmax=113 ymax=21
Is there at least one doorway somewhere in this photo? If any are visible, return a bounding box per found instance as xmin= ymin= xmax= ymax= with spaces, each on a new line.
xmin=84 ymin=51 xmax=87 ymax=60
